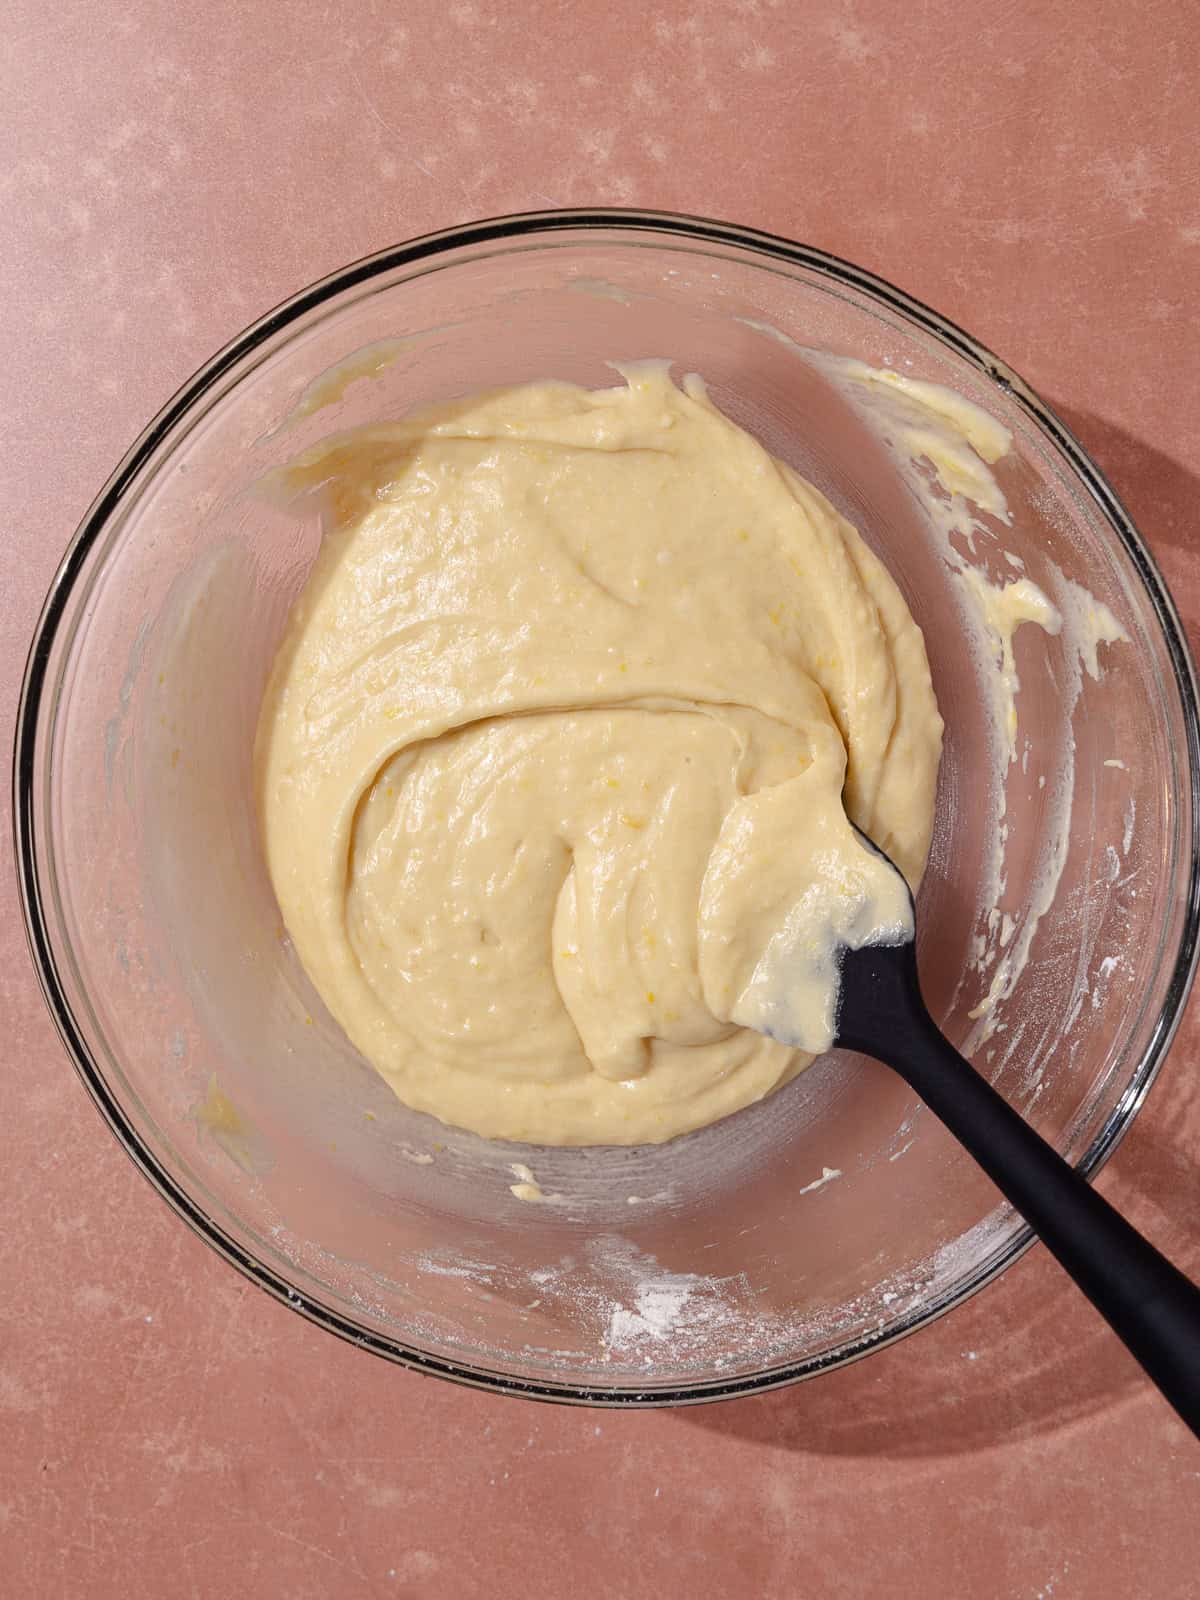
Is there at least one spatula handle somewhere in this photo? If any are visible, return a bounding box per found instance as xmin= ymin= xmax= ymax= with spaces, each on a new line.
xmin=839 ymin=940 xmax=1200 ymax=1440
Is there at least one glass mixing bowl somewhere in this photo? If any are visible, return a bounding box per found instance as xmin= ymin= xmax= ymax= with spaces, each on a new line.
xmin=16 ymin=210 xmax=1200 ymax=1405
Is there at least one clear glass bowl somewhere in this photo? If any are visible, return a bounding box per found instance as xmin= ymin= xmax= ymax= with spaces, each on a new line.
xmin=15 ymin=210 xmax=1200 ymax=1405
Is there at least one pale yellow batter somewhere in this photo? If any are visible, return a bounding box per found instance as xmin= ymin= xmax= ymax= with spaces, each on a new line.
xmin=256 ymin=366 xmax=942 ymax=1145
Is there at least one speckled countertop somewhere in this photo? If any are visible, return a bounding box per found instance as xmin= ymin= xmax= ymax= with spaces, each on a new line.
xmin=3 ymin=2 xmax=1199 ymax=1595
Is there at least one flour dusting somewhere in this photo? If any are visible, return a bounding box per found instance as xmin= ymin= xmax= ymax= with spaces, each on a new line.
xmin=605 ymin=1276 xmax=698 ymax=1348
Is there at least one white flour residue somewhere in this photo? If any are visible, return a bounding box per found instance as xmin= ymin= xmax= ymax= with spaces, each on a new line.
xmin=1091 ymin=952 xmax=1123 ymax=1014
xmin=513 ymin=1238 xmax=753 ymax=1366
xmin=927 ymin=1210 xmax=1010 ymax=1295
xmin=514 ymin=1233 xmax=944 ymax=1370
xmin=606 ymin=1275 xmax=698 ymax=1348
xmin=390 ymin=1219 xmax=1020 ymax=1379
xmin=414 ymin=1251 xmax=495 ymax=1284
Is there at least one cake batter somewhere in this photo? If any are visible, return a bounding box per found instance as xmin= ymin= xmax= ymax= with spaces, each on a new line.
xmin=256 ymin=366 xmax=942 ymax=1144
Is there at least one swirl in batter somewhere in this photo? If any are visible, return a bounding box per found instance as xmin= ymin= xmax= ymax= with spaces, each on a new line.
xmin=257 ymin=366 xmax=942 ymax=1145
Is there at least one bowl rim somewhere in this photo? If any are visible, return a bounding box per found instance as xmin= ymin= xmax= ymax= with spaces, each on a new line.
xmin=14 ymin=206 xmax=1200 ymax=1407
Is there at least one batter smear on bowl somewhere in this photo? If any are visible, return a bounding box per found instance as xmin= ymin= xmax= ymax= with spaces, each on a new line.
xmin=256 ymin=365 xmax=942 ymax=1144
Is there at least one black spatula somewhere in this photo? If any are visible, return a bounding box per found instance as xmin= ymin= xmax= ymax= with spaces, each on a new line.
xmin=823 ymin=843 xmax=1200 ymax=1438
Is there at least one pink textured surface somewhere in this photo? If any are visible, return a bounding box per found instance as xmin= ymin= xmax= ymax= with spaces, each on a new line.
xmin=3 ymin=1 xmax=1199 ymax=1594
